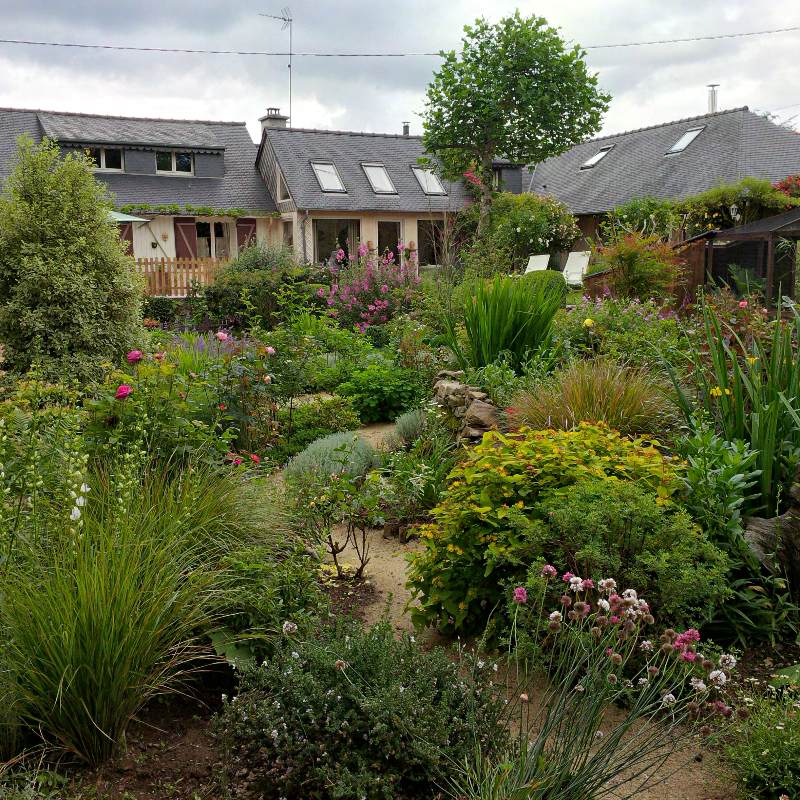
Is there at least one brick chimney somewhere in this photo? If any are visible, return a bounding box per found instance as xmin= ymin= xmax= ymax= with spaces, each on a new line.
xmin=260 ymin=107 xmax=289 ymax=132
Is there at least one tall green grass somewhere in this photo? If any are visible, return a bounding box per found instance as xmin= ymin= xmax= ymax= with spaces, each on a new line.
xmin=0 ymin=464 xmax=259 ymax=765
xmin=444 ymin=273 xmax=564 ymax=372
xmin=668 ymin=300 xmax=800 ymax=516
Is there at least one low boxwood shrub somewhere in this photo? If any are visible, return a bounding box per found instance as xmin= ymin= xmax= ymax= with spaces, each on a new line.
xmin=283 ymin=431 xmax=381 ymax=482
xmin=337 ymin=361 xmax=426 ymax=423
xmin=522 ymin=268 xmax=568 ymax=302
xmin=407 ymin=423 xmax=686 ymax=634
xmin=214 ymin=619 xmax=507 ymax=800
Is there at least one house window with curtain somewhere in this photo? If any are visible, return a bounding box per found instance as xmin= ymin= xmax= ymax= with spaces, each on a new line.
xmin=195 ymin=221 xmax=231 ymax=259
xmin=313 ymin=219 xmax=360 ymax=265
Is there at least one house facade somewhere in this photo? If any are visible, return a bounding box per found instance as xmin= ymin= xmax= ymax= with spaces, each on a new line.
xmin=526 ymin=107 xmax=800 ymax=248
xmin=0 ymin=107 xmax=279 ymax=261
xmin=254 ymin=109 xmax=468 ymax=266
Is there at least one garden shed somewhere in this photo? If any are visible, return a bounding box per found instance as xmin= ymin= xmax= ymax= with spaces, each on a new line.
xmin=679 ymin=206 xmax=800 ymax=301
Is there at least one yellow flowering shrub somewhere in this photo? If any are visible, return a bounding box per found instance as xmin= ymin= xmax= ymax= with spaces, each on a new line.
xmin=407 ymin=423 xmax=683 ymax=633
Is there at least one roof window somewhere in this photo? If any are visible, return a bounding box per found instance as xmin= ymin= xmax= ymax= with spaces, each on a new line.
xmin=362 ymin=162 xmax=397 ymax=194
xmin=310 ymin=161 xmax=346 ymax=193
xmin=580 ymin=145 xmax=614 ymax=169
xmin=666 ymin=127 xmax=705 ymax=155
xmin=411 ymin=166 xmax=446 ymax=195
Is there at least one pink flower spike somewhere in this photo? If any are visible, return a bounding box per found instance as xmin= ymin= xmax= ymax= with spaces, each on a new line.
xmin=115 ymin=384 xmax=132 ymax=400
xmin=512 ymin=587 xmax=528 ymax=605
xmin=126 ymin=349 xmax=143 ymax=364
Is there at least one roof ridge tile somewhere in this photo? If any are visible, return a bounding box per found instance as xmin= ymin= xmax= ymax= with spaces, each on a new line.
xmin=2 ymin=106 xmax=246 ymax=127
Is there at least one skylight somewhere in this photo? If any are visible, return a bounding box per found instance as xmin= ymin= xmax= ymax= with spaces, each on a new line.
xmin=412 ymin=166 xmax=447 ymax=195
xmin=666 ymin=127 xmax=705 ymax=155
xmin=362 ymin=162 xmax=397 ymax=194
xmin=580 ymin=145 xmax=614 ymax=169
xmin=310 ymin=161 xmax=346 ymax=193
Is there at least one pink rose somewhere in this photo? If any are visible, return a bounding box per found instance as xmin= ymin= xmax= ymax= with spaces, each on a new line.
xmin=126 ymin=350 xmax=142 ymax=364
xmin=115 ymin=384 xmax=132 ymax=400
xmin=738 ymin=300 xmax=748 ymax=309
xmin=215 ymin=331 xmax=229 ymax=342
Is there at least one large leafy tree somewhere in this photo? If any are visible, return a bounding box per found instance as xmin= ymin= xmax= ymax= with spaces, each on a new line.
xmin=423 ymin=12 xmax=610 ymax=234
xmin=0 ymin=137 xmax=142 ymax=380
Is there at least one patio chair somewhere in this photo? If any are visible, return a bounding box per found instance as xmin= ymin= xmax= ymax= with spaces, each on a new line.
xmin=562 ymin=250 xmax=591 ymax=287
xmin=524 ymin=254 xmax=550 ymax=273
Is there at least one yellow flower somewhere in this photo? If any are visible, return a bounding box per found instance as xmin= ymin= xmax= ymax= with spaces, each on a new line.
xmin=709 ymin=386 xmax=723 ymax=397
xmin=746 ymin=356 xmax=758 ymax=366
xmin=724 ymin=388 xmax=731 ymax=396
xmin=583 ymin=318 xmax=595 ymax=328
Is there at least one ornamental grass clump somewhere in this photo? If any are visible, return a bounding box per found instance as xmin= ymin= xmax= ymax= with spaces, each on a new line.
xmin=509 ymin=358 xmax=677 ymax=437
xmin=450 ymin=572 xmax=740 ymax=799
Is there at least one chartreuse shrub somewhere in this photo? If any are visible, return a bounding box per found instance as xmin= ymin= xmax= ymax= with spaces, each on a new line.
xmin=407 ymin=423 xmax=686 ymax=634
xmin=214 ymin=619 xmax=507 ymax=800
xmin=0 ymin=137 xmax=142 ymax=381
xmin=723 ymin=694 xmax=800 ymax=799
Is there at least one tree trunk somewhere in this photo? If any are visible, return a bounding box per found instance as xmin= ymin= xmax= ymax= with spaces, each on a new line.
xmin=476 ymin=152 xmax=494 ymax=238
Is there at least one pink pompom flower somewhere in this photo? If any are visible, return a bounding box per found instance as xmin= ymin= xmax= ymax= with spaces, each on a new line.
xmin=541 ymin=564 xmax=557 ymax=578
xmin=126 ymin=350 xmax=143 ymax=364
xmin=265 ymin=346 xmax=276 ymax=356
xmin=512 ymin=586 xmax=528 ymax=605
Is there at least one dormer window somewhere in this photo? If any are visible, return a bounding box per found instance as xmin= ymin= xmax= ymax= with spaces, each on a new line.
xmin=277 ymin=171 xmax=291 ymax=202
xmin=362 ymin=163 xmax=396 ymax=194
xmin=666 ymin=127 xmax=704 ymax=155
xmin=412 ymin=166 xmax=446 ymax=196
xmin=580 ymin=145 xmax=614 ymax=169
xmin=156 ymin=151 xmax=194 ymax=175
xmin=86 ymin=147 xmax=123 ymax=171
xmin=311 ymin=161 xmax=346 ymax=193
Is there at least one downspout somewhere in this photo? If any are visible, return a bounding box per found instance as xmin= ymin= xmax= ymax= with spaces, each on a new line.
xmin=300 ymin=210 xmax=309 ymax=263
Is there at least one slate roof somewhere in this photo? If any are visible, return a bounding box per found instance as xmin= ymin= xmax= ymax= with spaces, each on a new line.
xmin=0 ymin=107 xmax=275 ymax=212
xmin=526 ymin=107 xmax=800 ymax=215
xmin=262 ymin=126 xmax=468 ymax=212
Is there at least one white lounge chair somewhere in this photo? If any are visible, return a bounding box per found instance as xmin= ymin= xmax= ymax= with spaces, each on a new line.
xmin=563 ymin=250 xmax=591 ymax=287
xmin=524 ymin=254 xmax=550 ymax=273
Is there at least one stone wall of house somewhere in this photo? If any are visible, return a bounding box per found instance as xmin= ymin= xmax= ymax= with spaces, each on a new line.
xmin=432 ymin=370 xmax=501 ymax=442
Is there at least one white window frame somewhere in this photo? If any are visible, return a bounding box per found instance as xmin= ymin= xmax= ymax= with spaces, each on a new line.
xmin=155 ymin=150 xmax=194 ymax=176
xmin=88 ymin=147 xmax=124 ymax=172
xmin=580 ymin=145 xmax=614 ymax=170
xmin=310 ymin=160 xmax=347 ymax=193
xmin=665 ymin=127 xmax=705 ymax=156
xmin=277 ymin=169 xmax=292 ymax=202
xmin=195 ymin=217 xmax=232 ymax=259
xmin=362 ymin=162 xmax=397 ymax=195
xmin=411 ymin=166 xmax=447 ymax=196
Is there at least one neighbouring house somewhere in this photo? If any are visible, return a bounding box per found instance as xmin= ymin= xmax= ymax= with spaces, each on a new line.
xmin=254 ymin=109 xmax=469 ymax=266
xmin=526 ymin=107 xmax=800 ymax=248
xmin=0 ymin=107 xmax=278 ymax=262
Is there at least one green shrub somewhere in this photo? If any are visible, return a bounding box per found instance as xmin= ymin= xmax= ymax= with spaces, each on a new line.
xmin=589 ymin=233 xmax=682 ymax=299
xmin=723 ymin=694 xmax=800 ymax=799
xmin=0 ymin=137 xmax=142 ymax=380
xmin=600 ymin=196 xmax=679 ymax=242
xmin=444 ymin=273 xmax=563 ymax=372
xmin=204 ymin=243 xmax=312 ymax=329
xmin=537 ymin=479 xmax=730 ymax=627
xmin=283 ymin=431 xmax=381 ymax=482
xmin=337 ymin=361 xmax=426 ymax=423
xmin=395 ymin=408 xmax=427 ymax=447
xmin=214 ymin=619 xmax=507 ymax=800
xmin=523 ymin=268 xmax=568 ymax=301
xmin=407 ymin=423 xmax=683 ymax=633
xmin=509 ymin=358 xmax=676 ymax=437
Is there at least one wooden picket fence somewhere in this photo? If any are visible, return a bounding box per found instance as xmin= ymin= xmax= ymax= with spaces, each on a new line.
xmin=135 ymin=257 xmax=228 ymax=297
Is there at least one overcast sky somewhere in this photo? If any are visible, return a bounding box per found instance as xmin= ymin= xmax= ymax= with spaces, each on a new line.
xmin=0 ymin=0 xmax=798 ymax=143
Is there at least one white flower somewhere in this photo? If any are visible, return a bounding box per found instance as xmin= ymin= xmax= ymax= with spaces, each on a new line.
xmin=291 ymin=651 xmax=300 ymax=660
xmin=622 ymin=589 xmax=638 ymax=601
xmin=690 ymin=677 xmax=707 ymax=692
xmin=282 ymin=621 xmax=298 ymax=635
xmin=477 ymin=660 xmax=485 ymax=669
xmin=662 ymin=693 xmax=676 ymax=706
xmin=598 ymin=578 xmax=617 ymax=594
xmin=569 ymin=576 xmax=584 ymax=592
xmin=270 ymin=729 xmax=279 ymax=740
xmin=70 ymin=506 xmax=81 ymax=521
xmin=709 ymin=669 xmax=727 ymax=687
xmin=637 ymin=677 xmax=649 ymax=687
xmin=575 ymin=684 xmax=585 ymax=693
xmin=74 ymin=495 xmax=86 ymax=507
xmin=598 ymin=599 xmax=610 ymax=612
xmin=80 ymin=483 xmax=90 ymax=493
xmin=549 ymin=611 xmax=563 ymax=623
xmin=719 ymin=653 xmax=737 ymax=670
xmin=594 ymin=730 xmax=604 ymax=739
xmin=639 ymin=640 xmax=653 ymax=652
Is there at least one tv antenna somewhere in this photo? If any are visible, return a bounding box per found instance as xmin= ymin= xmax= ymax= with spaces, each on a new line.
xmin=259 ymin=7 xmax=293 ymax=126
